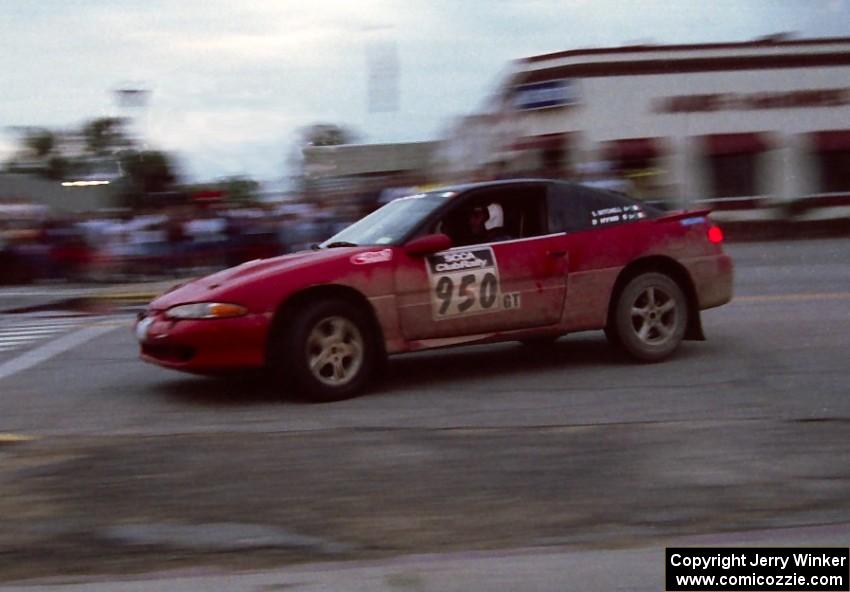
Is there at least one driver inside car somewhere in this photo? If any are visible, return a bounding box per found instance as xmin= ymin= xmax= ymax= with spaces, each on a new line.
xmin=462 ymin=203 xmax=512 ymax=245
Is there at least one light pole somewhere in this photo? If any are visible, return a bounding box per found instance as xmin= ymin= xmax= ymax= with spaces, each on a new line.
xmin=113 ymin=84 xmax=151 ymax=150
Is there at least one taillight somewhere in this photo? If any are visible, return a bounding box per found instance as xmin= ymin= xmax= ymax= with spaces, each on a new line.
xmin=707 ymin=225 xmax=724 ymax=244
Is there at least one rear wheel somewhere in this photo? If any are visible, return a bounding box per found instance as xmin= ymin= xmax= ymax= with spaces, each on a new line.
xmin=607 ymin=272 xmax=687 ymax=362
xmin=272 ymin=299 xmax=379 ymax=402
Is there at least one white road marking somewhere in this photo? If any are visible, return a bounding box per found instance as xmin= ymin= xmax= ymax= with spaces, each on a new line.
xmin=1 ymin=318 xmax=86 ymax=327
xmin=0 ymin=322 xmax=120 ymax=381
xmin=0 ymin=336 xmax=51 ymax=343
xmin=0 ymin=327 xmax=79 ymax=335
xmin=0 ymin=315 xmax=109 ymax=359
xmin=0 ymin=328 xmax=70 ymax=337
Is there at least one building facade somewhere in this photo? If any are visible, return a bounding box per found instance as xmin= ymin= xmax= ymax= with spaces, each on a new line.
xmin=0 ymin=173 xmax=124 ymax=214
xmin=441 ymin=36 xmax=850 ymax=222
xmin=301 ymin=140 xmax=438 ymax=213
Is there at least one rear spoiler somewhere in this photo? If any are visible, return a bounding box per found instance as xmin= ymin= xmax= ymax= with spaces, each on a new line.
xmin=654 ymin=208 xmax=712 ymax=223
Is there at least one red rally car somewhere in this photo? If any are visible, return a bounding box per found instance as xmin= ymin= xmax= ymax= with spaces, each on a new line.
xmin=136 ymin=180 xmax=733 ymax=401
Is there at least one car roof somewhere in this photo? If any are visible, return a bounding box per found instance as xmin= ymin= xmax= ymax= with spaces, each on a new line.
xmin=432 ymin=178 xmax=557 ymax=195
xmin=431 ymin=179 xmax=646 ymax=208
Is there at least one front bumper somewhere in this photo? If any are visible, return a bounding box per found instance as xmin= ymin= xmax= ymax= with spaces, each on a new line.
xmin=136 ymin=310 xmax=271 ymax=373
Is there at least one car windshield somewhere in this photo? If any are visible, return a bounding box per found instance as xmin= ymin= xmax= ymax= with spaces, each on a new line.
xmin=319 ymin=191 xmax=453 ymax=247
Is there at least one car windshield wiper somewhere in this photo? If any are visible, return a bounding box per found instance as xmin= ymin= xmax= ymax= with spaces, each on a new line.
xmin=323 ymin=241 xmax=359 ymax=248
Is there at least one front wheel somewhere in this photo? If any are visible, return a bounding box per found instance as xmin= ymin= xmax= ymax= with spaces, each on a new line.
xmin=607 ymin=272 xmax=687 ymax=362
xmin=272 ymin=299 xmax=380 ymax=402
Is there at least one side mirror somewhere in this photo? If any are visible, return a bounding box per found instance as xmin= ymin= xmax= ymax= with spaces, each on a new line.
xmin=404 ymin=233 xmax=452 ymax=256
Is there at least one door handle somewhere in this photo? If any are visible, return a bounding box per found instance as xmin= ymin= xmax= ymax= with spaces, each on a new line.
xmin=546 ymin=249 xmax=567 ymax=258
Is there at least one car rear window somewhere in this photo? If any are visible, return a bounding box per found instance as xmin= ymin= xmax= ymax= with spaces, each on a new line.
xmin=548 ymin=183 xmax=659 ymax=233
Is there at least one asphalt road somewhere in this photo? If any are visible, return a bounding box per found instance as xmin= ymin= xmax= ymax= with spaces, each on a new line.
xmin=1 ymin=238 xmax=848 ymax=436
xmin=0 ymin=238 xmax=848 ymax=586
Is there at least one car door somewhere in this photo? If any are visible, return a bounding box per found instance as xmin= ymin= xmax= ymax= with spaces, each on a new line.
xmin=547 ymin=181 xmax=653 ymax=330
xmin=394 ymin=184 xmax=568 ymax=341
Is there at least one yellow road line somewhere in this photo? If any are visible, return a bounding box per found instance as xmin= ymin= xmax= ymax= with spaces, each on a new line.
xmin=735 ymin=292 xmax=850 ymax=303
xmin=0 ymin=433 xmax=36 ymax=443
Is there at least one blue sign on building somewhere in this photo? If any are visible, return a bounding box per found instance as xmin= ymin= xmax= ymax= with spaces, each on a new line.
xmin=512 ymin=79 xmax=576 ymax=110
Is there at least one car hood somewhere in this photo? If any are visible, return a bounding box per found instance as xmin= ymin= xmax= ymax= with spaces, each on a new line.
xmin=148 ymin=247 xmax=368 ymax=311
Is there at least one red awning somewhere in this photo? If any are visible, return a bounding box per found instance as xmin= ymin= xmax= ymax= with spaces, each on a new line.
xmin=811 ymin=130 xmax=850 ymax=152
xmin=604 ymin=137 xmax=662 ymax=160
xmin=703 ymin=133 xmax=770 ymax=155
xmin=512 ymin=133 xmax=570 ymax=151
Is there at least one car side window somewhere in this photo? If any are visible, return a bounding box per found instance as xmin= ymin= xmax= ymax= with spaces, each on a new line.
xmin=548 ymin=183 xmax=651 ymax=233
xmin=548 ymin=184 xmax=588 ymax=233
xmin=437 ymin=185 xmax=548 ymax=247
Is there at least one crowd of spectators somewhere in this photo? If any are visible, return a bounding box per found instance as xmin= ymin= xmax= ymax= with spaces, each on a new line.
xmin=0 ymin=164 xmax=665 ymax=286
xmin=0 ymin=202 xmax=355 ymax=285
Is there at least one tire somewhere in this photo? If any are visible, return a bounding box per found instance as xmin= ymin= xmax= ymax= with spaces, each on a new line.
xmin=272 ymin=299 xmax=380 ymax=402
xmin=608 ymin=272 xmax=687 ymax=362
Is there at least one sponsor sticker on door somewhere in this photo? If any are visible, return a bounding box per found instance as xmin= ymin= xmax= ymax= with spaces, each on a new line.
xmin=426 ymin=247 xmax=503 ymax=319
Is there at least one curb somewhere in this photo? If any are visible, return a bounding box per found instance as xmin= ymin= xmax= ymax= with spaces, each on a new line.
xmin=0 ymin=292 xmax=164 ymax=315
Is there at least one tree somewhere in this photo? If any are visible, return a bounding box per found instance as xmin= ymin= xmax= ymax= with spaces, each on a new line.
xmin=2 ymin=128 xmax=69 ymax=179
xmin=23 ymin=128 xmax=56 ymax=158
xmin=5 ymin=119 xmax=179 ymax=205
xmin=300 ymin=123 xmax=359 ymax=147
xmin=222 ymin=176 xmax=260 ymax=203
xmin=121 ymin=150 xmax=177 ymax=194
xmin=4 ymin=119 xmax=133 ymax=180
xmin=82 ymin=117 xmax=131 ymax=156
xmin=45 ymin=155 xmax=69 ymax=180
xmin=288 ymin=123 xmax=361 ymax=193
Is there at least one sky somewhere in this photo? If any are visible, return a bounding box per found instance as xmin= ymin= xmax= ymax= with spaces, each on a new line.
xmin=2 ymin=0 xmax=850 ymax=185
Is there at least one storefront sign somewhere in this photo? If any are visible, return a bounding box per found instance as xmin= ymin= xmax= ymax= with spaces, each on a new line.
xmin=655 ymin=88 xmax=850 ymax=113
xmin=512 ymin=79 xmax=577 ymax=110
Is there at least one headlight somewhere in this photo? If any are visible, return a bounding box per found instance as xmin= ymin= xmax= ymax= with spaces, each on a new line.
xmin=165 ymin=302 xmax=248 ymax=320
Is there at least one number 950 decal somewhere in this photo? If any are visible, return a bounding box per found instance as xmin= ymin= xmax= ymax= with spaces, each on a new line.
xmin=426 ymin=247 xmax=518 ymax=319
